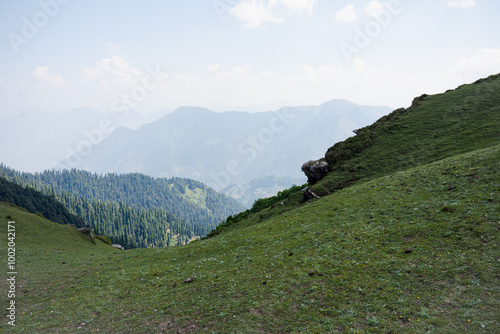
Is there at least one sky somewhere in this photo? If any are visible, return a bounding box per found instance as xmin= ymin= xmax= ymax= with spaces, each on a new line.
xmin=1 ymin=0 xmax=499 ymax=117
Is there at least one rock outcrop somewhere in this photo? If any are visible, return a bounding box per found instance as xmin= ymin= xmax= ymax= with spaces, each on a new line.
xmin=410 ymin=94 xmax=429 ymax=109
xmin=301 ymin=159 xmax=329 ymax=185
xmin=78 ymin=227 xmax=95 ymax=244
xmin=300 ymin=188 xmax=320 ymax=203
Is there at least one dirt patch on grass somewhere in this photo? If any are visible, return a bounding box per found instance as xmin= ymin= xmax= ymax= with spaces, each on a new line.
xmin=250 ymin=307 xmax=263 ymax=317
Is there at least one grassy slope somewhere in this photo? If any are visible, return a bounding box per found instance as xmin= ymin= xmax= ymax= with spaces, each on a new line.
xmin=207 ymin=74 xmax=500 ymax=237
xmin=182 ymin=186 xmax=209 ymax=211
xmin=314 ymin=73 xmax=500 ymax=196
xmin=1 ymin=144 xmax=498 ymax=333
xmin=0 ymin=203 xmax=119 ymax=332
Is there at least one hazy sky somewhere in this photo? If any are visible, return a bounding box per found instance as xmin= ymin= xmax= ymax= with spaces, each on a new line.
xmin=1 ymin=0 xmax=499 ymax=116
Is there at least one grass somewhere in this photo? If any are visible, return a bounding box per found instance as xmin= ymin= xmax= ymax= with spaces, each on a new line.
xmin=182 ymin=186 xmax=209 ymax=211
xmin=0 ymin=144 xmax=498 ymax=333
xmin=313 ymin=73 xmax=500 ymax=196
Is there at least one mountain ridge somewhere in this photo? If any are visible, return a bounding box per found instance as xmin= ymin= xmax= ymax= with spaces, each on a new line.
xmin=59 ymin=99 xmax=391 ymax=205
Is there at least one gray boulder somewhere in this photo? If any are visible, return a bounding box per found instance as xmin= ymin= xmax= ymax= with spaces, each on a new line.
xmin=301 ymin=159 xmax=329 ymax=185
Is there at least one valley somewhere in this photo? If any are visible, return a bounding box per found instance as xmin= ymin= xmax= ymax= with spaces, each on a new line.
xmin=0 ymin=143 xmax=498 ymax=333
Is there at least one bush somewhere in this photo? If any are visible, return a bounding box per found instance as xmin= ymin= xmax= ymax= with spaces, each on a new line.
xmin=203 ymin=184 xmax=304 ymax=239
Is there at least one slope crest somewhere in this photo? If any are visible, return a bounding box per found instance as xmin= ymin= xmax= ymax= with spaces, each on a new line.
xmin=313 ymin=73 xmax=500 ymax=195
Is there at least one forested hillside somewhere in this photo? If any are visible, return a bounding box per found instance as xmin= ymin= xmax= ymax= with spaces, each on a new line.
xmin=0 ymin=177 xmax=86 ymax=228
xmin=0 ymin=167 xmax=244 ymax=248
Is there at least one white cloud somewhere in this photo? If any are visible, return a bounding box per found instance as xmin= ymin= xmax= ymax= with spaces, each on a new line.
xmin=219 ymin=64 xmax=253 ymax=78
xmin=302 ymin=65 xmax=339 ymax=84
xmin=452 ymin=48 xmax=500 ymax=76
xmin=32 ymin=66 xmax=64 ymax=84
xmin=230 ymin=1 xmax=283 ymax=28
xmin=365 ymin=1 xmax=389 ymax=18
xmin=81 ymin=56 xmax=141 ymax=80
xmin=106 ymin=43 xmax=120 ymax=55
xmin=32 ymin=66 xmax=49 ymax=79
xmin=230 ymin=0 xmax=317 ymax=28
xmin=271 ymin=0 xmax=316 ymax=13
xmin=173 ymin=74 xmax=204 ymax=84
xmin=207 ymin=63 xmax=221 ymax=72
xmin=80 ymin=55 xmax=143 ymax=89
xmin=447 ymin=0 xmax=475 ymax=8
xmin=351 ymin=57 xmax=367 ymax=71
xmin=335 ymin=5 xmax=357 ymax=23
xmin=232 ymin=64 xmax=252 ymax=76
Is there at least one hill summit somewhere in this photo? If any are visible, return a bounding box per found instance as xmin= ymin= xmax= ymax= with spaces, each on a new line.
xmin=305 ymin=73 xmax=500 ymax=197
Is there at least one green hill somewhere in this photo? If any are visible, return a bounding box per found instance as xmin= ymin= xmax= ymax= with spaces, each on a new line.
xmin=208 ymin=73 xmax=500 ymax=235
xmin=1 ymin=144 xmax=498 ymax=333
xmin=314 ymin=73 xmax=500 ymax=196
xmin=0 ymin=177 xmax=86 ymax=228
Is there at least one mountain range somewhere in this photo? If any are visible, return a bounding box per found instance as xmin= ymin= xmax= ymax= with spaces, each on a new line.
xmin=58 ymin=99 xmax=390 ymax=206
